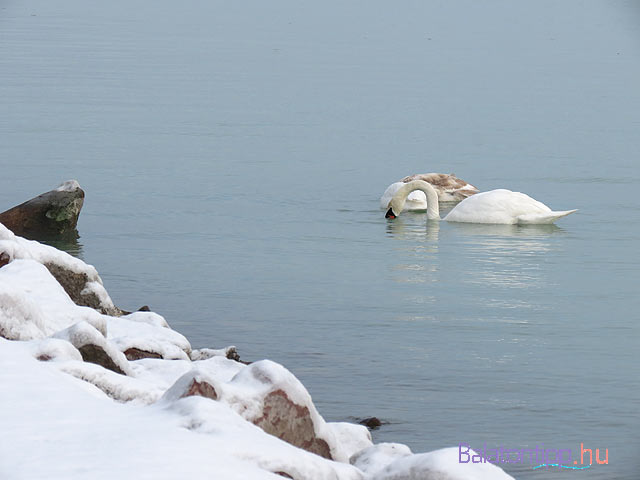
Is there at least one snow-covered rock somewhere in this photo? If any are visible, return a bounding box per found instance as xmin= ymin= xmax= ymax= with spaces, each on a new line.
xmin=0 ymin=222 xmax=119 ymax=315
xmin=371 ymin=447 xmax=516 ymax=480
xmin=351 ymin=443 xmax=414 ymax=476
xmin=191 ymin=345 xmax=240 ymax=361
xmin=223 ymin=360 xmax=344 ymax=461
xmin=0 ymin=259 xmax=107 ymax=340
xmin=160 ymin=368 xmax=221 ymax=402
xmin=54 ymin=320 xmax=132 ymax=376
xmin=108 ymin=314 xmax=192 ymax=360
xmin=27 ymin=337 xmax=83 ymax=362
xmin=329 ymin=422 xmax=374 ymax=460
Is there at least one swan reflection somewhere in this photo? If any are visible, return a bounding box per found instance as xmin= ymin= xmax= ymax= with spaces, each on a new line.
xmin=385 ymin=214 xmax=441 ymax=243
xmin=385 ymin=214 xmax=568 ymax=306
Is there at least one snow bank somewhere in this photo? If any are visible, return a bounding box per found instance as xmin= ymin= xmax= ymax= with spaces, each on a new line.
xmin=351 ymin=443 xmax=414 ymax=476
xmin=0 ymin=260 xmax=107 ymax=340
xmin=0 ymin=222 xmax=118 ymax=315
xmin=108 ymin=314 xmax=191 ymax=360
xmin=372 ymin=447 xmax=516 ymax=480
xmin=0 ymin=228 xmax=516 ymax=480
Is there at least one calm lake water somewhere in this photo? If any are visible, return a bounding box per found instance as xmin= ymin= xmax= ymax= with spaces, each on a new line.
xmin=2 ymin=1 xmax=639 ymax=478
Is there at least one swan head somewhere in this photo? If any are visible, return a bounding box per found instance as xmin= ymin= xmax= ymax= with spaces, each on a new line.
xmin=385 ymin=207 xmax=397 ymax=219
xmin=385 ymin=190 xmax=409 ymax=219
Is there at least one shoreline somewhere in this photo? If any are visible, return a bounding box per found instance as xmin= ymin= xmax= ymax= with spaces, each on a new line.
xmin=0 ymin=221 xmax=514 ymax=479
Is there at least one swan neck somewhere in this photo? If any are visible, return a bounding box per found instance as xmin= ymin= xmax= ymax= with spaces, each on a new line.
xmin=393 ymin=181 xmax=440 ymax=219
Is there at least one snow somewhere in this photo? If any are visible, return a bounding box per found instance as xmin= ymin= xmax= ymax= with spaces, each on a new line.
xmin=191 ymin=345 xmax=238 ymax=360
xmin=0 ymin=222 xmax=117 ymax=314
xmin=0 ymin=260 xmax=107 ymax=340
xmin=351 ymin=443 xmax=414 ymax=476
xmin=373 ymin=447 xmax=516 ymax=480
xmin=55 ymin=179 xmax=82 ymax=192
xmin=0 ymin=227 xmax=516 ymax=480
xmin=26 ymin=337 xmax=83 ymax=362
xmin=0 ymin=339 xmax=281 ymax=480
xmin=328 ymin=422 xmax=374 ymax=460
xmin=53 ymin=320 xmax=133 ymax=376
xmin=107 ymin=315 xmax=192 ymax=360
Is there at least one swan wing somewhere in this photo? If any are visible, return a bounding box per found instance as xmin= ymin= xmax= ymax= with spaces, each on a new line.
xmin=401 ymin=173 xmax=479 ymax=201
xmin=517 ymin=209 xmax=578 ymax=224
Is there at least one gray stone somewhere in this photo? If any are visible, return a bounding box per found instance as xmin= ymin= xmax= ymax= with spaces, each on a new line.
xmin=43 ymin=262 xmax=122 ymax=316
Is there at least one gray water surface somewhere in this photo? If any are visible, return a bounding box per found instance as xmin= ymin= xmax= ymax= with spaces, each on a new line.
xmin=2 ymin=1 xmax=639 ymax=478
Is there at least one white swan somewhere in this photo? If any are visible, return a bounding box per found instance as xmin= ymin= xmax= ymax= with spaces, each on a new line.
xmin=380 ymin=173 xmax=478 ymax=211
xmin=384 ymin=180 xmax=577 ymax=224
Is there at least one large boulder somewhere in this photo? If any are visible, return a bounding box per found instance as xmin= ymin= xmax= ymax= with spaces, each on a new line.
xmin=0 ymin=180 xmax=84 ymax=238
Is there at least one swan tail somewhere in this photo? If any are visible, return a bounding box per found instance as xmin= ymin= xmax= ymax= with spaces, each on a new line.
xmin=517 ymin=209 xmax=578 ymax=224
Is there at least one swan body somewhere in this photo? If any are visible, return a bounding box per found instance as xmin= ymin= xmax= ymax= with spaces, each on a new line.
xmin=380 ymin=173 xmax=478 ymax=211
xmin=385 ymin=180 xmax=577 ymax=225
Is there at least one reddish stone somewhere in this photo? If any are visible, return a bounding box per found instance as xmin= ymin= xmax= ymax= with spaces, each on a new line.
xmin=252 ymin=389 xmax=332 ymax=460
xmin=181 ymin=379 xmax=218 ymax=401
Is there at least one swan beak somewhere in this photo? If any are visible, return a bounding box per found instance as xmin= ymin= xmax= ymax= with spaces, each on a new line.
xmin=385 ymin=208 xmax=396 ymax=219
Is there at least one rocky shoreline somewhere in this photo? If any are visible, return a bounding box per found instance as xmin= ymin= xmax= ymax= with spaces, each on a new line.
xmin=0 ymin=217 xmax=514 ymax=479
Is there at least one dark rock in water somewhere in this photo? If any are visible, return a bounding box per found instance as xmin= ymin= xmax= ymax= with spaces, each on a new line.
xmin=123 ymin=347 xmax=163 ymax=361
xmin=137 ymin=305 xmax=151 ymax=312
xmin=358 ymin=417 xmax=383 ymax=429
xmin=0 ymin=180 xmax=84 ymax=238
xmin=78 ymin=344 xmax=127 ymax=375
xmin=225 ymin=346 xmax=241 ymax=362
xmin=43 ymin=262 xmax=122 ymax=316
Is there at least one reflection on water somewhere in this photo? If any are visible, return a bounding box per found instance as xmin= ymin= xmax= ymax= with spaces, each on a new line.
xmin=453 ymin=224 xmax=563 ymax=291
xmin=36 ymin=231 xmax=84 ymax=259
xmin=386 ymin=216 xmax=440 ymax=289
xmin=385 ymin=215 xmax=441 ymax=243
xmin=385 ymin=218 xmax=568 ymax=305
xmin=445 ymin=222 xmax=565 ymax=238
